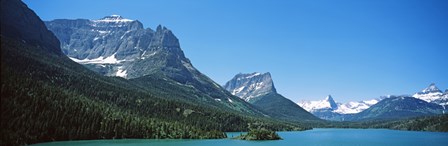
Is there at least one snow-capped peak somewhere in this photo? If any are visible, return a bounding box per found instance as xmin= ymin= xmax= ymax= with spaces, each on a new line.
xmin=413 ymin=83 xmax=447 ymax=105
xmin=94 ymin=15 xmax=134 ymax=22
xmin=333 ymin=99 xmax=379 ymax=114
xmin=298 ymin=95 xmax=339 ymax=112
xmin=297 ymin=95 xmax=381 ymax=114
xmin=419 ymin=83 xmax=442 ymax=94
xmin=325 ymin=95 xmax=338 ymax=109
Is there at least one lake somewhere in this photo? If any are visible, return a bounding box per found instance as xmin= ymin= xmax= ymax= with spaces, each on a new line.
xmin=32 ymin=128 xmax=448 ymax=146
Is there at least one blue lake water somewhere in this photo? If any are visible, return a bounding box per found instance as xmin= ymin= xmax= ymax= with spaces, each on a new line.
xmin=32 ymin=128 xmax=448 ymax=146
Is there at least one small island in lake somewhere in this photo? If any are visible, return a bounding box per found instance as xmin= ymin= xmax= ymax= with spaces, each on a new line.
xmin=235 ymin=128 xmax=282 ymax=140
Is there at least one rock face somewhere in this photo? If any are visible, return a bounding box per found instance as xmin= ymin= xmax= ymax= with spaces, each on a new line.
xmin=45 ymin=15 xmax=258 ymax=111
xmin=224 ymin=72 xmax=319 ymax=121
xmin=413 ymin=83 xmax=447 ymax=106
xmin=45 ymin=15 xmax=190 ymax=79
xmin=223 ymin=72 xmax=276 ymax=102
xmin=1 ymin=0 xmax=61 ymax=55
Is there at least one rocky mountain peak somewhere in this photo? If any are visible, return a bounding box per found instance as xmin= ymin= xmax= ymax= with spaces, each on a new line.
xmin=325 ymin=95 xmax=338 ymax=109
xmin=325 ymin=95 xmax=333 ymax=101
xmin=419 ymin=83 xmax=442 ymax=94
xmin=223 ymin=72 xmax=276 ymax=102
xmin=153 ymin=24 xmax=179 ymax=48
xmin=413 ymin=83 xmax=447 ymax=105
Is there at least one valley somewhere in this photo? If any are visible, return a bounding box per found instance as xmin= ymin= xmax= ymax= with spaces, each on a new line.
xmin=1 ymin=0 xmax=447 ymax=145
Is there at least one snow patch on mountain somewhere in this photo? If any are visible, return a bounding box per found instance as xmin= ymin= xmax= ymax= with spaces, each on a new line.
xmin=115 ymin=66 xmax=127 ymax=78
xmin=92 ymin=15 xmax=134 ymax=23
xmin=69 ymin=53 xmax=125 ymax=64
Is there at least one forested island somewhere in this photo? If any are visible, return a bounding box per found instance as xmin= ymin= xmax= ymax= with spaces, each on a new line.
xmin=235 ymin=128 xmax=282 ymax=140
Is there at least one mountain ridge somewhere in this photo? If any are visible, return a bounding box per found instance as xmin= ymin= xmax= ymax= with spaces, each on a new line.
xmin=350 ymin=96 xmax=445 ymax=121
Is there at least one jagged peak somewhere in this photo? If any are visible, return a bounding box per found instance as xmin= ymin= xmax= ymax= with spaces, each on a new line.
xmin=156 ymin=24 xmax=163 ymax=31
xmin=418 ymin=83 xmax=442 ymax=94
xmin=325 ymin=95 xmax=333 ymax=101
xmin=324 ymin=95 xmax=338 ymax=109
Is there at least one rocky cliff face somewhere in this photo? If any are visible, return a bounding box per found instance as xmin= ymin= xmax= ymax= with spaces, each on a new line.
xmin=45 ymin=15 xmax=190 ymax=79
xmin=223 ymin=72 xmax=276 ymax=102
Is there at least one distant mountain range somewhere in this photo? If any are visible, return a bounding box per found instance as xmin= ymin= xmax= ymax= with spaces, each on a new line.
xmin=298 ymin=83 xmax=447 ymax=121
xmin=350 ymin=96 xmax=444 ymax=121
xmin=224 ymin=72 xmax=320 ymax=122
xmin=299 ymin=95 xmax=380 ymax=115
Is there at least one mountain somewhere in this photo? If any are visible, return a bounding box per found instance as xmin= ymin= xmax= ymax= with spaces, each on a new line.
xmin=223 ymin=72 xmax=276 ymax=102
xmin=350 ymin=96 xmax=445 ymax=121
xmin=299 ymin=95 xmax=338 ymax=112
xmin=1 ymin=0 xmax=62 ymax=55
xmin=413 ymin=83 xmax=448 ymax=106
xmin=224 ymin=72 xmax=320 ymax=122
xmin=45 ymin=15 xmax=262 ymax=114
xmin=298 ymin=95 xmax=380 ymax=121
xmin=298 ymin=83 xmax=448 ymax=121
xmin=334 ymin=99 xmax=380 ymax=114
xmin=1 ymin=1 xmax=302 ymax=145
xmin=297 ymin=96 xmax=343 ymax=121
xmin=45 ymin=15 xmax=185 ymax=79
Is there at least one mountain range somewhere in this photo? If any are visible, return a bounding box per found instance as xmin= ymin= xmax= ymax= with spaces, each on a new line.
xmin=1 ymin=0 xmax=446 ymax=145
xmin=350 ymin=96 xmax=444 ymax=121
xmin=44 ymin=15 xmax=265 ymax=115
xmin=224 ymin=72 xmax=320 ymax=122
xmin=298 ymin=84 xmax=447 ymax=121
xmin=1 ymin=1 xmax=304 ymax=145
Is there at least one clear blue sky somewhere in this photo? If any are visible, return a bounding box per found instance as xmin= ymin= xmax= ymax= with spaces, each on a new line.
xmin=24 ymin=0 xmax=448 ymax=103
